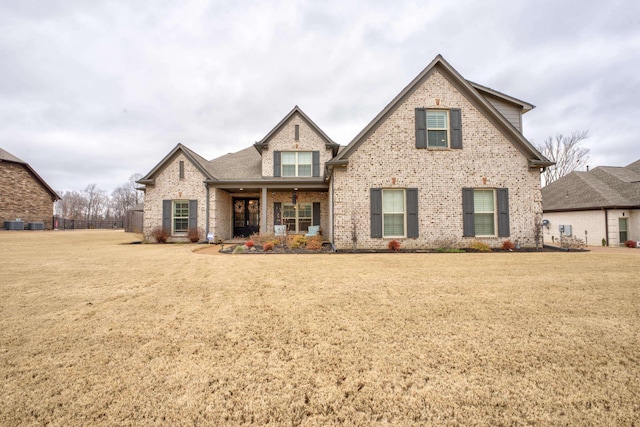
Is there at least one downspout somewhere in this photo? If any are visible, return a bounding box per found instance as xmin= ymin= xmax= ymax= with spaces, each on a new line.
xmin=205 ymin=183 xmax=210 ymax=236
xmin=330 ymin=172 xmax=335 ymax=250
xmin=604 ymin=208 xmax=609 ymax=246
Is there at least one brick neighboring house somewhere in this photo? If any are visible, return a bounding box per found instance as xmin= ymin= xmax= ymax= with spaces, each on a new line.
xmin=138 ymin=55 xmax=552 ymax=248
xmin=0 ymin=148 xmax=60 ymax=230
xmin=542 ymin=160 xmax=640 ymax=246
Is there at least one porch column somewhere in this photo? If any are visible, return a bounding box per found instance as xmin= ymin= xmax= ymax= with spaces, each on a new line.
xmin=261 ymin=187 xmax=268 ymax=234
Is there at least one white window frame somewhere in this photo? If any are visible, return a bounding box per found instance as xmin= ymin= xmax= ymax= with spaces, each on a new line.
xmin=283 ymin=202 xmax=312 ymax=233
xmin=382 ymin=189 xmax=406 ymax=238
xmin=473 ymin=189 xmax=496 ymax=237
xmin=281 ymin=151 xmax=312 ymax=177
xmin=427 ymin=110 xmax=450 ymax=148
xmin=173 ymin=200 xmax=189 ymax=234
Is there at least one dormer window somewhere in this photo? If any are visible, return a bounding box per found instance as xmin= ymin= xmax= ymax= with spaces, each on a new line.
xmin=282 ymin=152 xmax=312 ymax=177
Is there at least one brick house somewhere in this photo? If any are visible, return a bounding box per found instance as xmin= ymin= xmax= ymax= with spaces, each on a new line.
xmin=0 ymin=148 xmax=60 ymax=230
xmin=138 ymin=55 xmax=552 ymax=249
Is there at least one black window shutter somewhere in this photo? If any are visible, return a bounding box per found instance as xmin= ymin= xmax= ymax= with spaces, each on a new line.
xmin=313 ymin=202 xmax=320 ymax=226
xmin=273 ymin=151 xmax=281 ymax=177
xmin=497 ymin=188 xmax=510 ymax=237
xmin=462 ymin=188 xmax=475 ymax=237
xmin=450 ymin=108 xmax=462 ymax=149
xmin=406 ymin=188 xmax=419 ymax=238
xmin=162 ymin=200 xmax=171 ymax=232
xmin=370 ymin=188 xmax=382 ymax=238
xmin=312 ymin=151 xmax=320 ymax=177
xmin=188 ymin=200 xmax=197 ymax=231
xmin=415 ymin=108 xmax=427 ymax=148
xmin=274 ymin=202 xmax=281 ymax=225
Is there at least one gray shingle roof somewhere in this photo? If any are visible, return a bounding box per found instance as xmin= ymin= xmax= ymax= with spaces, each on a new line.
xmin=209 ymin=146 xmax=262 ymax=180
xmin=0 ymin=147 xmax=26 ymax=163
xmin=542 ymin=160 xmax=640 ymax=211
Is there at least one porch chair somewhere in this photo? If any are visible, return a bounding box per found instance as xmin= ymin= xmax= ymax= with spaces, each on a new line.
xmin=274 ymin=225 xmax=287 ymax=248
xmin=305 ymin=225 xmax=320 ymax=237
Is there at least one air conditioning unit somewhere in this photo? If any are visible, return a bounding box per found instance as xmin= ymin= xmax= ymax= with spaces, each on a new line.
xmin=4 ymin=221 xmax=24 ymax=230
xmin=28 ymin=222 xmax=44 ymax=230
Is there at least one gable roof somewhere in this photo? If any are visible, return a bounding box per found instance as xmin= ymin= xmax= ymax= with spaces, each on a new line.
xmin=542 ymin=161 xmax=640 ymax=211
xmin=0 ymin=147 xmax=60 ymax=200
xmin=328 ymin=54 xmax=552 ymax=169
xmin=253 ymin=105 xmax=340 ymax=156
xmin=137 ymin=143 xmax=218 ymax=185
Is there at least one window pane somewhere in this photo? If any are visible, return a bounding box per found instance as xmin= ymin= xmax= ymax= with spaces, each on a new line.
xmin=298 ymin=219 xmax=311 ymax=233
xmin=474 ymin=190 xmax=494 ymax=213
xmin=281 ymin=152 xmax=295 ymax=164
xmin=383 ymin=190 xmax=404 ymax=212
xmin=174 ymin=218 xmax=188 ymax=232
xmin=297 ymin=152 xmax=312 ymax=164
xmin=282 ymin=165 xmax=296 ymax=177
xmin=428 ymin=130 xmax=448 ymax=147
xmin=384 ymin=214 xmax=404 ymax=237
xmin=298 ymin=204 xmax=312 ymax=217
xmin=475 ymin=213 xmax=494 ymax=235
xmin=427 ymin=111 xmax=447 ymax=128
xmin=298 ymin=164 xmax=312 ymax=176
xmin=283 ymin=205 xmax=296 ymax=218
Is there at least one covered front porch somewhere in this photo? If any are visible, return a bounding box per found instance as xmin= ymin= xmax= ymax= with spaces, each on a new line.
xmin=207 ymin=181 xmax=331 ymax=241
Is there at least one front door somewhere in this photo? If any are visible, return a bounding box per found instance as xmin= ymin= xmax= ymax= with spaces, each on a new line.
xmin=233 ymin=198 xmax=260 ymax=237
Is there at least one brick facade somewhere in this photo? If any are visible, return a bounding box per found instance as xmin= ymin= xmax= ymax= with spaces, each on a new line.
xmin=0 ymin=162 xmax=56 ymax=229
xmin=140 ymin=56 xmax=548 ymax=248
xmin=332 ymin=69 xmax=542 ymax=250
xmin=143 ymin=153 xmax=208 ymax=242
xmin=261 ymin=112 xmax=335 ymax=177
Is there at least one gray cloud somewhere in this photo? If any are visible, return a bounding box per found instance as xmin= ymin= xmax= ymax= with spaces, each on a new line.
xmin=1 ymin=0 xmax=639 ymax=193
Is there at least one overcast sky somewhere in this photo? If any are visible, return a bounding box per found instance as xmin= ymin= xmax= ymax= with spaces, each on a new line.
xmin=1 ymin=0 xmax=639 ymax=193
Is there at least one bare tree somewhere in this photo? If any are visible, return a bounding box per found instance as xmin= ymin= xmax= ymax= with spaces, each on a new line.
xmin=83 ymin=184 xmax=108 ymax=220
xmin=55 ymin=190 xmax=87 ymax=220
xmin=110 ymin=174 xmax=144 ymax=220
xmin=537 ymin=131 xmax=590 ymax=186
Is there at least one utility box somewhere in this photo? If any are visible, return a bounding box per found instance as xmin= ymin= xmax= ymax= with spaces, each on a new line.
xmin=27 ymin=222 xmax=44 ymax=230
xmin=4 ymin=221 xmax=25 ymax=230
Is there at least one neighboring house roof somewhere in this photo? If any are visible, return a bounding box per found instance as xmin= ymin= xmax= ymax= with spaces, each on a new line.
xmin=0 ymin=147 xmax=61 ymax=200
xmin=253 ymin=105 xmax=340 ymax=156
xmin=542 ymin=160 xmax=640 ymax=211
xmin=328 ymin=54 xmax=552 ymax=169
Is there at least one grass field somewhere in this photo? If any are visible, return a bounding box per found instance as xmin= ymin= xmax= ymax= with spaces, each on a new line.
xmin=0 ymin=230 xmax=638 ymax=426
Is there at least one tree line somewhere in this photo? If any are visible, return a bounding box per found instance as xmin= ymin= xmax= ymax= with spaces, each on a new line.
xmin=55 ymin=174 xmax=144 ymax=221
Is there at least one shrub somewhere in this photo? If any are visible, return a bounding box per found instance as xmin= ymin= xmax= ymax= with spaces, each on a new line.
xmin=245 ymin=240 xmax=255 ymax=248
xmin=388 ymin=239 xmax=401 ymax=252
xmin=602 ymin=238 xmax=607 ymax=247
xmin=502 ymin=240 xmax=516 ymax=251
xmin=263 ymin=242 xmax=274 ymax=252
xmin=624 ymin=240 xmax=637 ymax=248
xmin=290 ymin=235 xmax=308 ymax=249
xmin=188 ymin=227 xmax=202 ymax=243
xmin=232 ymin=245 xmax=246 ymax=254
xmin=560 ymin=236 xmax=586 ymax=249
xmin=150 ymin=226 xmax=169 ymax=243
xmin=469 ymin=240 xmax=491 ymax=252
xmin=306 ymin=235 xmax=323 ymax=251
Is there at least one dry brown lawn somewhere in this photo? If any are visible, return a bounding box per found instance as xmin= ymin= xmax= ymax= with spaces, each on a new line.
xmin=0 ymin=230 xmax=638 ymax=426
